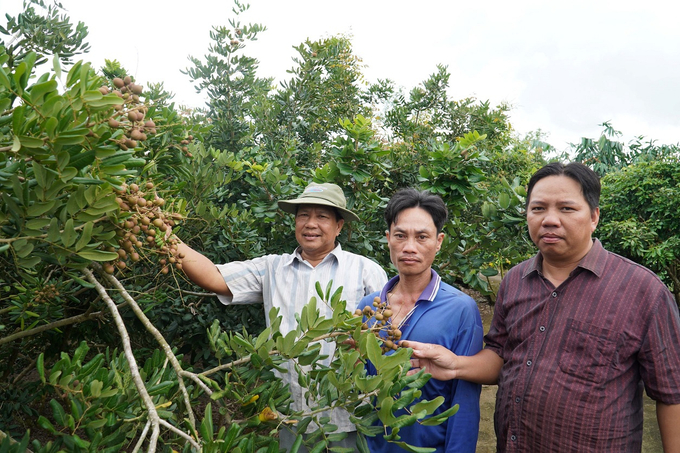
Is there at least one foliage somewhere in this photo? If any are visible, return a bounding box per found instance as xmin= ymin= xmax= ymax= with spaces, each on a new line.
xmin=598 ymin=160 xmax=680 ymax=303
xmin=0 ymin=0 xmax=90 ymax=68
xmin=0 ymin=0 xmax=617 ymax=451
xmin=573 ymin=121 xmax=680 ymax=176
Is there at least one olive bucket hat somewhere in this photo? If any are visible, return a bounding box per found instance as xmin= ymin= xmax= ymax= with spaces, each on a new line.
xmin=278 ymin=183 xmax=360 ymax=222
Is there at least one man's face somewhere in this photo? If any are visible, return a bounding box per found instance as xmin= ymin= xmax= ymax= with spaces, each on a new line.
xmin=387 ymin=207 xmax=444 ymax=279
xmin=527 ymin=175 xmax=599 ymax=265
xmin=295 ymin=205 xmax=344 ymax=258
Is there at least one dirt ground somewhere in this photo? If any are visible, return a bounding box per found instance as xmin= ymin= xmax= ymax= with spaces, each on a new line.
xmin=471 ymin=298 xmax=663 ymax=452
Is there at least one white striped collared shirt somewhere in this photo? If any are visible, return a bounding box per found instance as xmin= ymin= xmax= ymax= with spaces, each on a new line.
xmin=216 ymin=243 xmax=387 ymax=432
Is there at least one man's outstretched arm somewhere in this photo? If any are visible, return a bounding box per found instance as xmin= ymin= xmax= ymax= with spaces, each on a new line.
xmin=177 ymin=242 xmax=232 ymax=297
xmin=658 ymin=401 xmax=680 ymax=453
xmin=402 ymin=340 xmax=503 ymax=385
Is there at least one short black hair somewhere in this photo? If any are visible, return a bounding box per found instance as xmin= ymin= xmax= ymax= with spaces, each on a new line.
xmin=526 ymin=162 xmax=600 ymax=212
xmin=384 ymin=188 xmax=448 ymax=233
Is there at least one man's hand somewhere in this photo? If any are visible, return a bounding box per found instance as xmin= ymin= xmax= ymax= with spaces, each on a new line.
xmin=401 ymin=340 xmax=460 ymax=381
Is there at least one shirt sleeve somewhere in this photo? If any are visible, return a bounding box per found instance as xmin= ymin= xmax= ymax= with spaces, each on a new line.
xmin=214 ymin=256 xmax=270 ymax=305
xmin=639 ymin=284 xmax=680 ymax=405
xmin=484 ymin=278 xmax=509 ymax=360
xmin=445 ymin=297 xmax=483 ymax=453
xmin=362 ymin=259 xmax=388 ymax=296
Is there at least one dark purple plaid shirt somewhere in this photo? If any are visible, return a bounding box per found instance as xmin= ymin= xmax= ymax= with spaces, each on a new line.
xmin=485 ymin=240 xmax=680 ymax=452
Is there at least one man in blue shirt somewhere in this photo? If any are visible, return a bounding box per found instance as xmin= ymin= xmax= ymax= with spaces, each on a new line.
xmin=356 ymin=188 xmax=484 ymax=452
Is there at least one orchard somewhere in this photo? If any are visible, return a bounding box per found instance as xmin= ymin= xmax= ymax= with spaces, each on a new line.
xmin=1 ymin=1 xmax=678 ymax=452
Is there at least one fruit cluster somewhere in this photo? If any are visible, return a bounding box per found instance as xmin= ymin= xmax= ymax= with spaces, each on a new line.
xmin=32 ymin=283 xmax=60 ymax=304
xmin=99 ymin=76 xmax=156 ymax=151
xmin=354 ymin=296 xmax=403 ymax=354
xmin=103 ymin=181 xmax=183 ymax=275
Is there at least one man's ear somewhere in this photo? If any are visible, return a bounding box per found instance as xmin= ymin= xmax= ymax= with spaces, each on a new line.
xmin=436 ymin=232 xmax=445 ymax=251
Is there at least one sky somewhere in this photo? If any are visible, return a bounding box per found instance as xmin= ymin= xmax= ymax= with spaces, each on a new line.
xmin=4 ymin=0 xmax=680 ymax=153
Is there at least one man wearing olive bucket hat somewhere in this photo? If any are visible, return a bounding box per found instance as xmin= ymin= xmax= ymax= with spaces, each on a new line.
xmin=176 ymin=182 xmax=387 ymax=451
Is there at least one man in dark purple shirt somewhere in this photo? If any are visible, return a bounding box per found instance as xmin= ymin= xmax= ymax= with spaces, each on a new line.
xmin=403 ymin=162 xmax=680 ymax=452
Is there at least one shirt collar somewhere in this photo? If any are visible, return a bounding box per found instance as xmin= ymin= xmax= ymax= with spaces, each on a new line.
xmin=522 ymin=238 xmax=606 ymax=279
xmin=286 ymin=243 xmax=343 ymax=267
xmin=379 ymin=269 xmax=441 ymax=302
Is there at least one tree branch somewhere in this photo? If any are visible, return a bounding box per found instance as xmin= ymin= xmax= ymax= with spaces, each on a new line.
xmin=0 ymin=305 xmax=105 ymax=346
xmin=82 ymin=267 xmax=161 ymax=453
xmin=94 ymin=263 xmax=197 ymax=430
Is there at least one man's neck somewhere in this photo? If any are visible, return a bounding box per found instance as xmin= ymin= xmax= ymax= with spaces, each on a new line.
xmin=394 ymin=270 xmax=432 ymax=303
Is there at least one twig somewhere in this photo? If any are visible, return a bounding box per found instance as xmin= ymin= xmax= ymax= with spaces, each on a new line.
xmin=131 ymin=420 xmax=151 ymax=453
xmin=94 ymin=263 xmax=197 ymax=430
xmin=159 ymin=419 xmax=201 ymax=450
xmin=82 ymin=267 xmax=161 ymax=453
xmin=0 ymin=305 xmax=104 ymax=346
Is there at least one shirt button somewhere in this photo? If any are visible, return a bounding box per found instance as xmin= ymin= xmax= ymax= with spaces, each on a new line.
xmin=539 ymin=326 xmax=546 ymax=332
xmin=515 ymin=397 xmax=521 ymax=403
xmin=527 ymin=360 xmax=532 ymax=366
xmin=552 ymin=291 xmax=558 ymax=298
xmin=511 ymin=435 xmax=517 ymax=441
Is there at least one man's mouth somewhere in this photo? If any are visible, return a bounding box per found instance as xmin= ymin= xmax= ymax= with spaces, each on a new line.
xmin=540 ymin=234 xmax=562 ymax=244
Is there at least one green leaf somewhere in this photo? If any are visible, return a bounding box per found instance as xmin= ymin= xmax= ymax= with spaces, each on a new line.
xmin=50 ymin=399 xmax=66 ymax=427
xmin=62 ymin=218 xmax=76 ymax=247
xmin=199 ymin=403 xmax=214 ymax=440
xmin=17 ymin=135 xmax=44 ymax=149
xmin=37 ymin=353 xmax=45 ymax=384
xmin=60 ymin=167 xmax=78 ymax=182
xmin=147 ymin=381 xmax=175 ymax=396
xmin=47 ymin=218 xmax=61 ymax=242
xmin=410 ymin=396 xmax=444 ymax=416
xmin=391 ymin=442 xmax=436 ymax=453
xmin=82 ymin=90 xmax=103 ymax=102
xmin=27 ymin=200 xmax=56 ymax=217
xmin=365 ymin=334 xmax=384 ymax=371
xmin=37 ymin=416 xmax=57 ymax=434
xmin=254 ymin=327 xmax=271 ymax=350
xmin=52 ymin=53 xmax=62 ymax=79
xmin=418 ymin=404 xmax=459 ymax=426
xmin=76 ymin=249 xmax=118 ymax=262
xmin=30 ymin=80 xmax=58 ymax=104
xmin=26 ymin=218 xmax=52 ymax=230
xmin=75 ymin=221 xmax=93 ymax=251
xmin=89 ymin=380 xmax=103 ymax=398
xmin=499 ymin=192 xmax=510 ymax=209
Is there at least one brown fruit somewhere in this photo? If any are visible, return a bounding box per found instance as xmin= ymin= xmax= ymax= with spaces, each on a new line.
xmin=131 ymin=84 xmax=143 ymax=95
xmin=131 ymin=129 xmax=145 ymax=140
xmin=113 ymin=77 xmax=125 ymax=88
xmin=99 ymin=86 xmax=110 ymax=95
xmin=124 ymin=76 xmax=132 ymax=85
xmin=108 ymin=118 xmax=120 ymax=128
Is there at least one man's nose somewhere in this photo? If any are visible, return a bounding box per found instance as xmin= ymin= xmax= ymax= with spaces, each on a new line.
xmin=541 ymin=210 xmax=561 ymax=226
xmin=403 ymin=236 xmax=418 ymax=252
